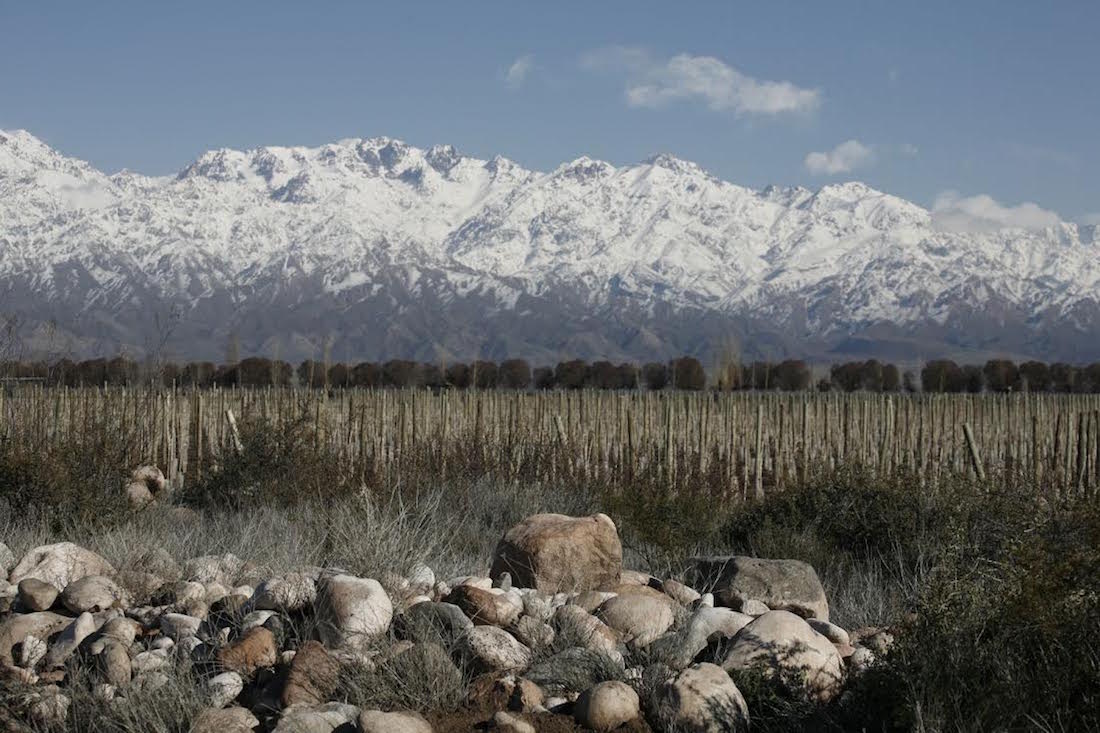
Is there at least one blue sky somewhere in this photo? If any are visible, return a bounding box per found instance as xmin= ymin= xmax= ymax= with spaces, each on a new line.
xmin=2 ymin=1 xmax=1098 ymax=222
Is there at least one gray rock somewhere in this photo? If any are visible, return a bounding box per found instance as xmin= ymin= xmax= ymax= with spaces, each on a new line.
xmin=691 ymin=556 xmax=829 ymax=621
xmin=17 ymin=578 xmax=59 ymax=611
xmin=189 ymin=706 xmax=260 ymax=733
xmin=250 ymin=572 xmax=317 ymax=613
xmin=44 ymin=612 xmax=97 ymax=668
xmin=655 ymin=662 xmax=749 ymax=732
xmin=274 ymin=702 xmax=361 ymax=733
xmin=97 ymin=641 xmax=132 ymax=687
xmin=99 ymin=616 xmax=140 ymax=646
xmin=808 ymin=618 xmax=850 ymax=646
xmin=358 ymin=709 xmax=433 ymax=733
xmin=594 ymin=593 xmax=675 ymax=648
xmin=205 ymin=671 xmax=244 ymax=708
xmin=17 ymin=634 xmax=48 ymax=669
xmin=0 ymin=611 xmax=72 ymax=667
xmin=721 ymin=610 xmax=843 ymax=701
xmin=160 ymin=612 xmax=202 ymax=641
xmin=490 ymin=513 xmax=623 ymax=593
xmin=651 ymin=606 xmax=754 ymax=669
xmin=0 ymin=541 xmax=14 ymax=576
xmin=61 ymin=575 xmax=128 ymax=613
xmin=9 ymin=542 xmax=115 ymax=592
xmin=398 ymin=601 xmax=473 ymax=645
xmin=574 ymin=680 xmax=639 ymax=732
xmin=315 ymin=574 xmax=392 ymax=649
xmin=454 ymin=626 xmax=531 ymax=673
xmin=132 ymin=648 xmax=170 ymax=673
xmin=183 ymin=554 xmax=245 ymax=587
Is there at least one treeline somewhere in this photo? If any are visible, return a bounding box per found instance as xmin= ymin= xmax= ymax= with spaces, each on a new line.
xmin=4 ymin=355 xmax=1100 ymax=393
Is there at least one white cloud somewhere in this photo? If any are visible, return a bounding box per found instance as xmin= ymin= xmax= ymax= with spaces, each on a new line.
xmin=804 ymin=140 xmax=875 ymax=175
xmin=504 ymin=54 xmax=534 ymax=89
xmin=582 ymin=47 xmax=820 ymax=116
xmin=931 ymin=191 xmax=1062 ymax=233
xmin=899 ymin=143 xmax=919 ymax=156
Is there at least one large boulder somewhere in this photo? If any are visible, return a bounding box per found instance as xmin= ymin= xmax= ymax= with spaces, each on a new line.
xmin=315 ymin=574 xmax=392 ymax=649
xmin=574 ymin=680 xmax=640 ymax=732
xmin=655 ymin=662 xmax=749 ymax=732
xmin=9 ymin=543 xmax=116 ymax=592
xmin=691 ymin=556 xmax=829 ymax=621
xmin=490 ymin=514 xmax=622 ymax=593
xmin=721 ymin=610 xmax=843 ymax=701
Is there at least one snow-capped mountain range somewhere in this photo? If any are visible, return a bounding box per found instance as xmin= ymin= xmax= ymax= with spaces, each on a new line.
xmin=1 ymin=128 xmax=1098 ymax=364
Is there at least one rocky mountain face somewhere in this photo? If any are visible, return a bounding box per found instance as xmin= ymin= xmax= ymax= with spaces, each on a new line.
xmin=1 ymin=129 xmax=1098 ymax=365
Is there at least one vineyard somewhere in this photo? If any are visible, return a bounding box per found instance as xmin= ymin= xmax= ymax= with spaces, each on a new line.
xmin=5 ymin=385 xmax=1100 ymax=498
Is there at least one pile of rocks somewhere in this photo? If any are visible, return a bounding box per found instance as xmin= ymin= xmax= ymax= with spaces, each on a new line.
xmin=0 ymin=510 xmax=891 ymax=732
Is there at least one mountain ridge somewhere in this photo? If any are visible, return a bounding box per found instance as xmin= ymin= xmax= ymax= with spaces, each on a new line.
xmin=1 ymin=129 xmax=1097 ymax=365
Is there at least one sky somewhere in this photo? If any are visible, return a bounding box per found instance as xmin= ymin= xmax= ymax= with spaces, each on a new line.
xmin=2 ymin=1 xmax=1098 ymax=224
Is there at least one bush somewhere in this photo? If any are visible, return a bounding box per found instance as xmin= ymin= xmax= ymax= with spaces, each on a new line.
xmin=717 ymin=471 xmax=1100 ymax=731
xmin=180 ymin=417 xmax=354 ymax=511
xmin=0 ymin=433 xmax=133 ymax=529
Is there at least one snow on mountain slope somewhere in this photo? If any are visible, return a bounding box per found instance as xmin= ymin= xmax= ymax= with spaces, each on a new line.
xmin=1 ymin=129 xmax=1098 ymax=363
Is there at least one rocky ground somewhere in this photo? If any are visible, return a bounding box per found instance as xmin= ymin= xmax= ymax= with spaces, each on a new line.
xmin=0 ymin=468 xmax=892 ymax=732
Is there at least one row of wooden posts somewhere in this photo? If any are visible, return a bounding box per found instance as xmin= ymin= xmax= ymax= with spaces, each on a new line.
xmin=2 ymin=386 xmax=1099 ymax=499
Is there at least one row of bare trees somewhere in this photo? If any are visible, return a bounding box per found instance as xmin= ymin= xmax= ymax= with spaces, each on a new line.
xmin=4 ymin=355 xmax=1100 ymax=393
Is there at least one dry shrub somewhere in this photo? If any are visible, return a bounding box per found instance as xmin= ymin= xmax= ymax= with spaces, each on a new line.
xmin=181 ymin=416 xmax=355 ymax=511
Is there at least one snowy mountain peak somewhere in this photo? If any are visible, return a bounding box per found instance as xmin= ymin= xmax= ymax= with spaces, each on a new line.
xmin=554 ymin=156 xmax=617 ymax=181
xmin=1 ymin=130 xmax=1097 ymax=363
xmin=641 ymin=152 xmax=706 ymax=176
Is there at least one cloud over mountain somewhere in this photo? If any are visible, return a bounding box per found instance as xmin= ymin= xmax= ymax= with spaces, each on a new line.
xmin=583 ymin=47 xmax=820 ymax=116
xmin=931 ymin=191 xmax=1062 ymax=233
xmin=805 ymin=140 xmax=875 ymax=175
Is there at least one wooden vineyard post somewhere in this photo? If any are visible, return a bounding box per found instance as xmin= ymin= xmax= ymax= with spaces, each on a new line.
xmin=963 ymin=422 xmax=985 ymax=482
xmin=195 ymin=391 xmax=203 ymax=481
xmin=225 ymin=408 xmax=243 ymax=456
xmin=754 ymin=402 xmax=764 ymax=500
